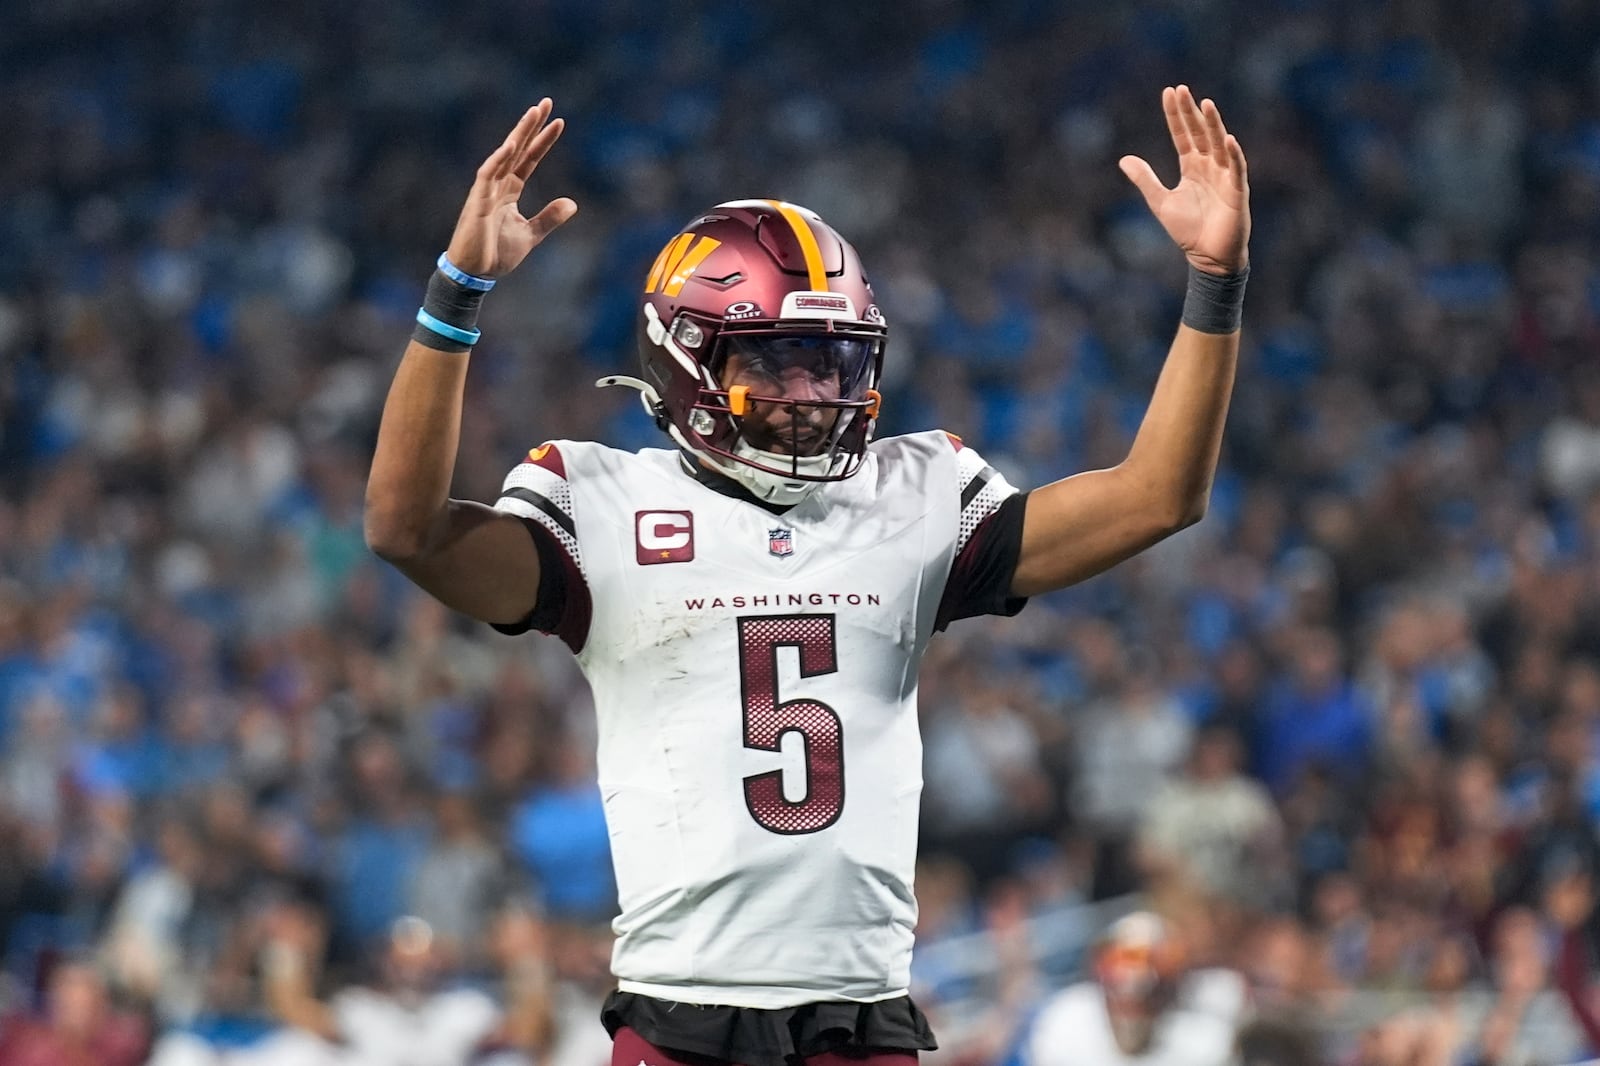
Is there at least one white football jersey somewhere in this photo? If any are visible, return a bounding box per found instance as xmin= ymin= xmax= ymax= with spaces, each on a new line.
xmin=1019 ymin=972 xmax=1246 ymax=1066
xmin=493 ymin=430 xmax=1022 ymax=1009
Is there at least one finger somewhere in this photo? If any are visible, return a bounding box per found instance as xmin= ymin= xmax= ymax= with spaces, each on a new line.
xmin=496 ymin=101 xmax=551 ymax=181
xmin=477 ymin=130 xmax=522 ymax=186
xmin=477 ymin=105 xmax=539 ymax=187
xmin=1201 ymin=98 xmax=1229 ymax=159
xmin=1226 ymin=134 xmax=1249 ymax=192
xmin=1176 ymin=85 xmax=1209 ymax=159
xmin=513 ymin=116 xmax=567 ymax=182
xmin=1118 ymin=155 xmax=1168 ymax=209
xmin=526 ymin=197 xmax=579 ymax=244
xmin=507 ymin=99 xmax=554 ymax=175
xmin=1161 ymin=86 xmax=1192 ymax=157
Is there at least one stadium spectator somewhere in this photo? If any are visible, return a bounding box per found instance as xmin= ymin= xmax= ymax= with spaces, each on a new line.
xmin=1072 ymin=647 xmax=1194 ymax=899
xmin=0 ymin=957 xmax=150 ymax=1066
xmin=1136 ymin=723 xmax=1287 ymax=912
xmin=408 ymin=789 xmax=506 ymax=968
xmin=256 ymin=906 xmax=554 ymax=1066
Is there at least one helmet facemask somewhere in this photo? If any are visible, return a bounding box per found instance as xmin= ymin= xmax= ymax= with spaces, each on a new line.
xmin=618 ymin=200 xmax=888 ymax=505
xmin=695 ymin=328 xmax=882 ymax=493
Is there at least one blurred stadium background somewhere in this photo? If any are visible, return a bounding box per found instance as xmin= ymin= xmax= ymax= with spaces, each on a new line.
xmin=3 ymin=0 xmax=1600 ymax=1063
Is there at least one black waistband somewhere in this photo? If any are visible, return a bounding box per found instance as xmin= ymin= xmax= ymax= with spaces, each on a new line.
xmin=602 ymin=989 xmax=938 ymax=1066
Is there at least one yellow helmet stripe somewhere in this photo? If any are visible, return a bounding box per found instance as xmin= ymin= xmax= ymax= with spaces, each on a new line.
xmin=646 ymin=233 xmax=695 ymax=293
xmin=663 ymin=237 xmax=721 ymax=296
xmin=765 ymin=200 xmax=828 ymax=291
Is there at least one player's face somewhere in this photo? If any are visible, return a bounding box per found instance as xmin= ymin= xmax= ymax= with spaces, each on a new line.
xmin=1098 ymin=948 xmax=1169 ymax=1054
xmin=718 ymin=334 xmax=873 ymax=457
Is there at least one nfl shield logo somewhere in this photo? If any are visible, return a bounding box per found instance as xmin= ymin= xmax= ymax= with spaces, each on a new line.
xmin=768 ymin=527 xmax=794 ymax=558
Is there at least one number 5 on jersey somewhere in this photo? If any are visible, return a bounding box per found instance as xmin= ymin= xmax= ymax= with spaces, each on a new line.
xmin=737 ymin=615 xmax=844 ymax=835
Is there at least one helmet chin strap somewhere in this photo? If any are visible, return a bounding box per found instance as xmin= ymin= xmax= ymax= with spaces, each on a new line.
xmin=596 ymin=375 xmax=836 ymax=505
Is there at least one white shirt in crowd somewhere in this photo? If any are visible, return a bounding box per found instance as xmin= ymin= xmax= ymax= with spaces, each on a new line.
xmin=145 ymin=985 xmax=506 ymax=1066
xmin=1019 ymin=969 xmax=1246 ymax=1066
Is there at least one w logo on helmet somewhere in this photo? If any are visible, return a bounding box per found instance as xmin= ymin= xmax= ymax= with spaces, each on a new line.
xmin=645 ymin=235 xmax=722 ymax=297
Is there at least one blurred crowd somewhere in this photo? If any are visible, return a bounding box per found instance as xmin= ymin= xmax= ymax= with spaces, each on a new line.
xmin=3 ymin=0 xmax=1600 ymax=1063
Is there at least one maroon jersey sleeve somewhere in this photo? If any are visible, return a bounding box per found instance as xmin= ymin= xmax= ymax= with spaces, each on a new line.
xmin=488 ymin=443 xmax=593 ymax=652
xmin=934 ymin=435 xmax=1030 ymax=631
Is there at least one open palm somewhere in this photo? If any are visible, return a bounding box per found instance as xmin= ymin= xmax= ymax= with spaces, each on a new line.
xmin=446 ymin=99 xmax=578 ymax=279
xmin=1119 ymin=86 xmax=1250 ymax=276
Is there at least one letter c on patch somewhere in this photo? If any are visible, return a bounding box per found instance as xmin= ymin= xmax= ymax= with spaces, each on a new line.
xmin=635 ymin=510 xmax=695 ymax=564
xmin=639 ymin=513 xmax=690 ymax=549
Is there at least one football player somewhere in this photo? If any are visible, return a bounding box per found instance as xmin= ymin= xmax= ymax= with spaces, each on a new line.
xmin=365 ymin=86 xmax=1250 ymax=1066
xmin=1013 ymin=912 xmax=1248 ymax=1066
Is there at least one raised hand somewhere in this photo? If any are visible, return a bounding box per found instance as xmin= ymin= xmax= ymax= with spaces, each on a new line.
xmin=1118 ymin=86 xmax=1250 ymax=276
xmin=446 ymin=99 xmax=578 ymax=278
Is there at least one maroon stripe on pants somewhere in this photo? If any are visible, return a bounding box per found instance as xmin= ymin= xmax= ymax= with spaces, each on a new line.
xmin=611 ymin=1025 xmax=921 ymax=1066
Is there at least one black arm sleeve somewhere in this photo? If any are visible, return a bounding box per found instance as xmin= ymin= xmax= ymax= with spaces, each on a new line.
xmin=488 ymin=516 xmax=589 ymax=652
xmin=934 ymin=490 xmax=1030 ymax=632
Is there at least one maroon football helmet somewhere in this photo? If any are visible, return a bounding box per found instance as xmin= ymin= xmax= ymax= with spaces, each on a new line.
xmin=601 ymin=200 xmax=887 ymax=505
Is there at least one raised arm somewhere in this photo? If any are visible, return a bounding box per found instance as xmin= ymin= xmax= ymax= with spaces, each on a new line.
xmin=1010 ymin=85 xmax=1250 ymax=597
xmin=260 ymin=905 xmax=340 ymax=1043
xmin=364 ymin=101 xmax=578 ymax=624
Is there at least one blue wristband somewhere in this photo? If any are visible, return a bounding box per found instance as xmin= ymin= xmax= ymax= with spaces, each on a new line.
xmin=415 ymin=307 xmax=482 ymax=346
xmin=436 ymin=253 xmax=496 ymax=291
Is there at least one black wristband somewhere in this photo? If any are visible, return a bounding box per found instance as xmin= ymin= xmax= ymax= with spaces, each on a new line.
xmin=1181 ymin=264 xmax=1249 ymax=335
xmin=412 ymin=270 xmax=487 ymax=352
